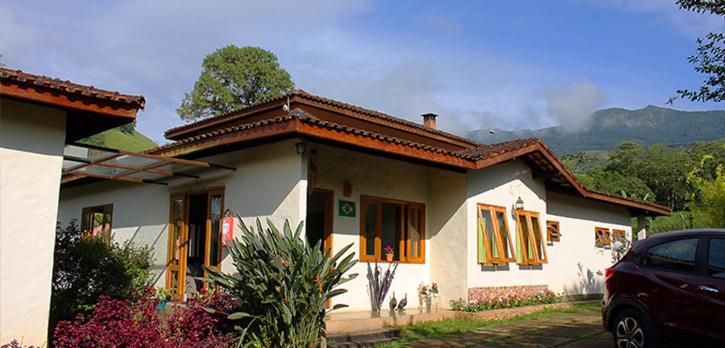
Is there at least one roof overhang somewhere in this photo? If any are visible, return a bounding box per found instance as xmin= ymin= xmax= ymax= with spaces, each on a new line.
xmin=0 ymin=68 xmax=145 ymax=142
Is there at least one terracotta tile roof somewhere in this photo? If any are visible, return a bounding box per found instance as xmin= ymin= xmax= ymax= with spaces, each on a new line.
xmin=152 ymin=108 xmax=475 ymax=159
xmin=460 ymin=138 xmax=542 ymax=160
xmin=163 ymin=90 xmax=475 ymax=146
xmin=0 ymin=67 xmax=145 ymax=108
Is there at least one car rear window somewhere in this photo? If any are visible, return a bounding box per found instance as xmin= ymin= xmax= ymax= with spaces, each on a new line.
xmin=708 ymin=238 xmax=725 ymax=279
xmin=644 ymin=238 xmax=699 ymax=273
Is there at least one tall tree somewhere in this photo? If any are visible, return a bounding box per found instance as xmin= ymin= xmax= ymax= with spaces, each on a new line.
xmin=676 ymin=0 xmax=725 ymax=102
xmin=177 ymin=45 xmax=294 ymax=120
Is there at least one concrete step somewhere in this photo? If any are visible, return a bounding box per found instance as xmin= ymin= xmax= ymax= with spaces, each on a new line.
xmin=327 ymin=328 xmax=401 ymax=348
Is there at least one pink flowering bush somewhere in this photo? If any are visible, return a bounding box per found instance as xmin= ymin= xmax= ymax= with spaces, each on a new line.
xmin=449 ymin=289 xmax=560 ymax=312
xmin=52 ymin=286 xmax=237 ymax=348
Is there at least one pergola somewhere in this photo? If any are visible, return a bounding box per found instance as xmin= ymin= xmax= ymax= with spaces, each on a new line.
xmin=62 ymin=144 xmax=235 ymax=186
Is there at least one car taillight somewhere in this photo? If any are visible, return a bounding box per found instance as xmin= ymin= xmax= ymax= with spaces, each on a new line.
xmin=605 ymin=267 xmax=615 ymax=280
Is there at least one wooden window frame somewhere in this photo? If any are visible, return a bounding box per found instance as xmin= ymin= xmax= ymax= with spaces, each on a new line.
xmin=515 ymin=210 xmax=548 ymax=265
xmin=359 ymin=195 xmax=425 ymax=264
xmin=595 ymin=227 xmax=612 ymax=248
xmin=477 ymin=203 xmax=516 ymax=264
xmin=81 ymin=204 xmax=113 ymax=240
xmin=546 ymin=220 xmax=560 ymax=242
xmin=612 ymin=229 xmax=626 ymax=243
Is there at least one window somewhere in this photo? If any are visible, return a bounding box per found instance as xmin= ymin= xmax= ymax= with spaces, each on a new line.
xmin=359 ymin=196 xmax=425 ymax=263
xmin=612 ymin=229 xmax=626 ymax=243
xmin=81 ymin=204 xmax=113 ymax=239
xmin=708 ymin=238 xmax=725 ymax=279
xmin=595 ymin=227 xmax=611 ymax=248
xmin=477 ymin=204 xmax=515 ymax=264
xmin=643 ymin=238 xmax=699 ymax=273
xmin=546 ymin=220 xmax=560 ymax=242
xmin=515 ymin=211 xmax=547 ymax=265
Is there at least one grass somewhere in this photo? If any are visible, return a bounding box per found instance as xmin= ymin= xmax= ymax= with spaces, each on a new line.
xmin=79 ymin=128 xmax=157 ymax=152
xmin=376 ymin=302 xmax=600 ymax=348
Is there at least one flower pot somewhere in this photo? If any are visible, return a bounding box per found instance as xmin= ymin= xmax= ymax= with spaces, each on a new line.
xmin=385 ymin=253 xmax=394 ymax=262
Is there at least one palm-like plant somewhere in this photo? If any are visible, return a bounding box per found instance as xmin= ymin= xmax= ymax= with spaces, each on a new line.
xmin=204 ymin=216 xmax=357 ymax=347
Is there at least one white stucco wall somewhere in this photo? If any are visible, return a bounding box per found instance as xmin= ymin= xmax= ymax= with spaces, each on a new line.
xmin=0 ymin=98 xmax=67 ymax=345
xmin=311 ymin=144 xmax=433 ymax=311
xmin=464 ymin=160 xmax=631 ymax=298
xmin=57 ymin=140 xmax=306 ymax=288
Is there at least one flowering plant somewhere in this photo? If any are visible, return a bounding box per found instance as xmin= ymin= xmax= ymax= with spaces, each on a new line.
xmin=430 ymin=282 xmax=439 ymax=294
xmin=384 ymin=245 xmax=394 ymax=255
xmin=417 ymin=282 xmax=429 ymax=296
xmin=449 ymin=289 xmax=559 ymax=312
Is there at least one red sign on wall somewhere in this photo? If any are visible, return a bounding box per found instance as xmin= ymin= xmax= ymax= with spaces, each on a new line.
xmin=222 ymin=216 xmax=234 ymax=245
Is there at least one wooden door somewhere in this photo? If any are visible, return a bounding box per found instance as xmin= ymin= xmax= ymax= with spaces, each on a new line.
xmin=166 ymin=194 xmax=188 ymax=301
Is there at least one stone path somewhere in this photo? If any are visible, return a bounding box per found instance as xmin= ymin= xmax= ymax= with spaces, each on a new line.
xmin=406 ymin=305 xmax=670 ymax=348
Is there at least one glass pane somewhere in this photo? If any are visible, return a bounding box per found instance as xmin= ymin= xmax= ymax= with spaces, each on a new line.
xmin=495 ymin=211 xmax=511 ymax=259
xmin=168 ymin=197 xmax=184 ymax=296
xmin=531 ymin=216 xmax=543 ymax=259
xmin=381 ymin=203 xmax=402 ymax=260
xmin=209 ymin=194 xmax=223 ymax=267
xmin=365 ymin=202 xmax=377 ymax=256
xmin=708 ymin=239 xmax=725 ymax=279
xmin=518 ymin=214 xmax=532 ymax=260
xmin=645 ymin=238 xmax=699 ymax=273
xmin=408 ymin=207 xmax=422 ymax=259
xmin=481 ymin=209 xmax=497 ymax=259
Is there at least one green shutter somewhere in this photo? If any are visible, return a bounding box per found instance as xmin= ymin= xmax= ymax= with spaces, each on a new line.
xmin=477 ymin=217 xmax=486 ymax=263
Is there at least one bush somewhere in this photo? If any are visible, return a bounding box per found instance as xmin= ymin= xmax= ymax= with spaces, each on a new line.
xmin=449 ymin=289 xmax=560 ymax=312
xmin=205 ymin=218 xmax=358 ymax=347
xmin=49 ymin=221 xmax=153 ymax=333
xmin=53 ymin=286 xmax=236 ymax=348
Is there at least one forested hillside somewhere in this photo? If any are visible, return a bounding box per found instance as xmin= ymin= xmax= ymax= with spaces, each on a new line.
xmin=470 ymin=106 xmax=725 ymax=155
xmin=561 ymin=139 xmax=725 ymax=235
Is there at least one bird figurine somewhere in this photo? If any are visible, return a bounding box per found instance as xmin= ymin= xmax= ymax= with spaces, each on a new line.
xmin=389 ymin=292 xmax=397 ymax=312
xmin=397 ymin=293 xmax=407 ymax=311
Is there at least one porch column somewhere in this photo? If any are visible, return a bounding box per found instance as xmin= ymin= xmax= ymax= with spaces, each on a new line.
xmin=636 ymin=215 xmax=647 ymax=240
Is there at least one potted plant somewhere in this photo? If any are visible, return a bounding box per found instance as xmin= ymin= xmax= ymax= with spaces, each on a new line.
xmin=155 ymin=287 xmax=173 ymax=311
xmin=384 ymin=245 xmax=395 ymax=262
xmin=417 ymin=282 xmax=428 ymax=309
xmin=430 ymin=282 xmax=439 ymax=310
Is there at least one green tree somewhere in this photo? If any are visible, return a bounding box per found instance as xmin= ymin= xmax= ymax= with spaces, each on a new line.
xmin=606 ymin=141 xmax=644 ymax=175
xmin=178 ymin=45 xmax=294 ymax=120
xmin=676 ymin=0 xmax=725 ymax=102
xmin=637 ymin=144 xmax=695 ymax=210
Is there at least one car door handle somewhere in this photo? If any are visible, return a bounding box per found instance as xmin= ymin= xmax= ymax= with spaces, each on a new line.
xmin=697 ymin=285 xmax=719 ymax=294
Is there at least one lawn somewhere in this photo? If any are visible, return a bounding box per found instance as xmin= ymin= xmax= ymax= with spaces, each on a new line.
xmin=376 ymin=302 xmax=601 ymax=348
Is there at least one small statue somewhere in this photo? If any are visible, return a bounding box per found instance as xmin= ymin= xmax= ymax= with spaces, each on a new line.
xmin=397 ymin=293 xmax=407 ymax=311
xmin=389 ymin=292 xmax=397 ymax=312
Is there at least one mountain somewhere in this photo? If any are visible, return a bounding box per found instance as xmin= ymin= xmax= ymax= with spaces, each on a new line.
xmin=468 ymin=105 xmax=725 ymax=155
xmin=79 ymin=128 xmax=157 ymax=152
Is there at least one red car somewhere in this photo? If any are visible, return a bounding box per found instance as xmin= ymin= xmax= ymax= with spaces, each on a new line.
xmin=602 ymin=229 xmax=725 ymax=347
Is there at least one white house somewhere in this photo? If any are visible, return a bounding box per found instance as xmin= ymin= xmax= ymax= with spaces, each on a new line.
xmin=0 ymin=68 xmax=144 ymax=345
xmin=56 ymin=90 xmax=670 ymax=312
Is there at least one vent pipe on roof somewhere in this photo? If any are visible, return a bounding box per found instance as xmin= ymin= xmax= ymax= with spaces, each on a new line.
xmin=421 ymin=113 xmax=438 ymax=129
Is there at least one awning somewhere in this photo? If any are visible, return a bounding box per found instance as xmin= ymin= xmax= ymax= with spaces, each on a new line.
xmin=62 ymin=144 xmax=235 ymax=186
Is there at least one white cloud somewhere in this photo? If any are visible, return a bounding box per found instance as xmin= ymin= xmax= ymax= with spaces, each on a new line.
xmin=538 ymin=80 xmax=606 ymax=133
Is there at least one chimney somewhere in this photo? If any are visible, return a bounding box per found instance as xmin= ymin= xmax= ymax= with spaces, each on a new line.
xmin=421 ymin=113 xmax=438 ymax=129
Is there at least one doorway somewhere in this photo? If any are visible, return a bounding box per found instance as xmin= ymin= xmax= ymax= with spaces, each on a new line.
xmin=306 ymin=189 xmax=333 ymax=256
xmin=166 ymin=189 xmax=224 ymax=301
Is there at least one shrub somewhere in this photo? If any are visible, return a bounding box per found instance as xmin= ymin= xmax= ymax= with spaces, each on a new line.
xmin=205 ymin=217 xmax=358 ymax=347
xmin=49 ymin=221 xmax=153 ymax=332
xmin=0 ymin=340 xmax=39 ymax=348
xmin=449 ymin=289 xmax=560 ymax=312
xmin=52 ymin=286 xmax=236 ymax=348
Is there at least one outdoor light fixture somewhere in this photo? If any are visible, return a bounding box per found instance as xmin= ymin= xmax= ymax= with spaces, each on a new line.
xmin=295 ymin=142 xmax=306 ymax=155
xmin=514 ymin=196 xmax=524 ymax=211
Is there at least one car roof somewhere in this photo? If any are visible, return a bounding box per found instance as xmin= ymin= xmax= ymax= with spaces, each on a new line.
xmin=633 ymin=229 xmax=725 ymax=250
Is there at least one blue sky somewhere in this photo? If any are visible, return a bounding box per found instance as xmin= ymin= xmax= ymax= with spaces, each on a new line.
xmin=1 ymin=0 xmax=722 ymax=142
